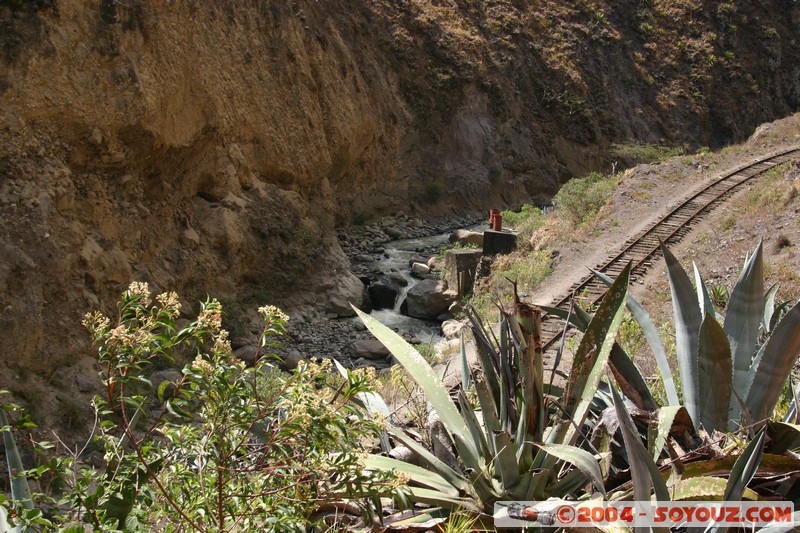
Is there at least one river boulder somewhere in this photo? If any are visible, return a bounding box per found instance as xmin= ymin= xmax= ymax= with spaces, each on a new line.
xmin=326 ymin=273 xmax=368 ymax=316
xmin=351 ymin=339 xmax=391 ymax=360
xmin=411 ymin=262 xmax=431 ymax=277
xmin=368 ymin=277 xmax=401 ymax=310
xmin=401 ymin=279 xmax=456 ymax=320
xmin=387 ymin=271 xmax=409 ymax=287
xmin=448 ymin=229 xmax=484 ymax=247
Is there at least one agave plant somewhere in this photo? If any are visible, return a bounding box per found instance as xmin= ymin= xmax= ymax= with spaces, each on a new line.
xmin=354 ymin=263 xmax=637 ymax=514
xmin=608 ymin=372 xmax=774 ymax=533
xmin=660 ymin=242 xmax=800 ymax=431
xmin=569 ymin=242 xmax=800 ymax=433
xmin=542 ymin=242 xmax=800 ymax=507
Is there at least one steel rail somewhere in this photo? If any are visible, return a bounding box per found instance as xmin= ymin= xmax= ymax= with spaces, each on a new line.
xmin=541 ymin=147 xmax=800 ymax=352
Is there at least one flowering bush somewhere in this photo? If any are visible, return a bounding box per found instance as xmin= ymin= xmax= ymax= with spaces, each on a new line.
xmin=2 ymin=283 xmax=399 ymax=531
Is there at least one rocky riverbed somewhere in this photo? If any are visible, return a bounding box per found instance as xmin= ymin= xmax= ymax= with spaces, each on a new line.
xmin=258 ymin=213 xmax=484 ymax=369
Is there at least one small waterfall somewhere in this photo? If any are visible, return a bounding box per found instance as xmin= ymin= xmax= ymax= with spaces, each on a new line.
xmin=364 ymin=234 xmax=447 ymax=341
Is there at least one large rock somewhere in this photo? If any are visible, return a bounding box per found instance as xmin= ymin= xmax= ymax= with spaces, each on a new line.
xmin=427 ymin=256 xmax=443 ymax=271
xmin=351 ymin=339 xmax=391 ymax=360
xmin=448 ymin=229 xmax=484 ymax=247
xmin=411 ymin=262 xmax=431 ymax=277
xmin=279 ymin=350 xmax=305 ymax=371
xmin=402 ymin=279 xmax=456 ymax=320
xmin=384 ymin=227 xmax=403 ymax=239
xmin=326 ymin=273 xmax=367 ymax=317
xmin=233 ymin=345 xmax=260 ymax=366
xmin=369 ymin=277 xmax=401 ymax=310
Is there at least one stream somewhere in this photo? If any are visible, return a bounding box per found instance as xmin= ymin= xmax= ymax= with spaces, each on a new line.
xmin=360 ymin=223 xmax=485 ymax=345
xmin=279 ymin=216 xmax=485 ymax=366
xmin=364 ymin=232 xmax=451 ymax=345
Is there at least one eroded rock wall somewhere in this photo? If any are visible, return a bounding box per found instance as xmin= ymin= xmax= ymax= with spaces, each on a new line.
xmin=0 ymin=0 xmax=798 ymax=384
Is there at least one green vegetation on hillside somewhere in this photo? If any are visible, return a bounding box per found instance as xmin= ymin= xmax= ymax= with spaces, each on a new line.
xmin=552 ymin=171 xmax=622 ymax=228
xmin=1 ymin=285 xmax=399 ymax=531
xmin=500 ymin=203 xmax=545 ymax=240
xmin=610 ymin=143 xmax=686 ymax=165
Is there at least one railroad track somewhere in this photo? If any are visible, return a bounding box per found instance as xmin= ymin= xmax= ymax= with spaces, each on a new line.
xmin=541 ymin=146 xmax=800 ymax=354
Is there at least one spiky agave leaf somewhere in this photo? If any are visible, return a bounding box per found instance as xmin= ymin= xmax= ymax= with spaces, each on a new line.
xmin=354 ymin=308 xmax=481 ymax=472
xmin=669 ymin=476 xmax=759 ymax=501
xmin=725 ymin=242 xmax=765 ymax=422
xmin=648 ymin=406 xmax=686 ymax=462
xmin=745 ymin=302 xmax=800 ymax=422
xmin=693 ymin=261 xmax=717 ymax=320
xmin=607 ymin=344 xmax=657 ymax=411
xmin=661 ymin=243 xmax=702 ymax=427
xmin=609 ymin=379 xmax=670 ymax=503
xmin=459 ymin=331 xmax=471 ymax=392
xmin=457 ymin=390 xmax=492 ymax=464
xmin=559 ymin=262 xmax=632 ymax=447
xmin=509 ymin=301 xmax=546 ymax=452
xmin=697 ymin=313 xmax=733 ymax=432
xmin=763 ymin=282 xmax=780 ymax=334
xmin=535 ymin=443 xmax=606 ymax=498
xmin=592 ymin=268 xmax=679 ymax=405
xmin=491 ymin=431 xmax=520 ymax=493
xmin=677 ymin=452 xmax=800 ymax=479
xmin=364 ymin=455 xmax=460 ymax=496
xmin=723 ymin=426 xmax=766 ymax=503
xmin=713 ymin=427 xmax=767 ymax=533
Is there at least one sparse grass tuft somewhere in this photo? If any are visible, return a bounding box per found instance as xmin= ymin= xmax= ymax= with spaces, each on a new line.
xmin=774 ymin=234 xmax=792 ymax=252
xmin=719 ymin=215 xmax=737 ymax=232
xmin=610 ymin=143 xmax=685 ymax=165
xmin=744 ymin=163 xmax=793 ymax=213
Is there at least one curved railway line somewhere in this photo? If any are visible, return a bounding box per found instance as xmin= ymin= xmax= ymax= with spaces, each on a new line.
xmin=541 ymin=146 xmax=800 ymax=353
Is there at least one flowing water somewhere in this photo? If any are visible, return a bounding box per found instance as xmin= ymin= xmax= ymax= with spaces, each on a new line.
xmin=364 ymin=232 xmax=450 ymax=344
xmin=361 ymin=224 xmax=484 ymax=344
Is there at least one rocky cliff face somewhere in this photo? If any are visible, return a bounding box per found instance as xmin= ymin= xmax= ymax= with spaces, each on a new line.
xmin=0 ymin=0 xmax=798 ymax=400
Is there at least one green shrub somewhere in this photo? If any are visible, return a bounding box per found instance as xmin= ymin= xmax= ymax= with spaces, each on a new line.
xmin=501 ymin=204 xmax=545 ymax=240
xmin=1 ymin=284 xmax=399 ymax=531
xmin=487 ymin=164 xmax=503 ymax=183
xmin=610 ymin=143 xmax=685 ymax=164
xmin=423 ymin=180 xmax=445 ymax=203
xmin=493 ymin=249 xmax=552 ymax=293
xmin=415 ymin=342 xmax=440 ymax=363
xmin=553 ymin=172 xmax=620 ymax=227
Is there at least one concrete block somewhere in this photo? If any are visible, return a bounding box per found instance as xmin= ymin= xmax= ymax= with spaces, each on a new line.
xmin=483 ymin=230 xmax=518 ymax=255
xmin=444 ymin=248 xmax=482 ymax=297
